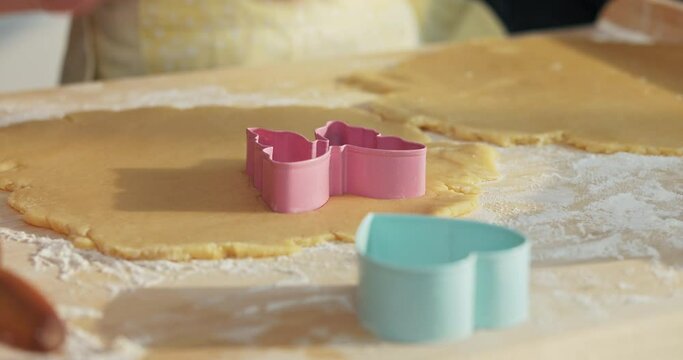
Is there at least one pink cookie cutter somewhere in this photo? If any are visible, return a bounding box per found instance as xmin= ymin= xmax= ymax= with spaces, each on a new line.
xmin=245 ymin=121 xmax=426 ymax=213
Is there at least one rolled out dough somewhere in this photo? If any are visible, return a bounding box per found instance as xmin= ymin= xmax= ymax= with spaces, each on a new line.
xmin=0 ymin=107 xmax=498 ymax=260
xmin=345 ymin=36 xmax=683 ymax=155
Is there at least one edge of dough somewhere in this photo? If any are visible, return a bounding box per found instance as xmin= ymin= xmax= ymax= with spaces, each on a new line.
xmin=0 ymin=107 xmax=499 ymax=261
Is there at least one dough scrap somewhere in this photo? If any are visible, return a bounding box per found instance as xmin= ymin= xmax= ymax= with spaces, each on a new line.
xmin=0 ymin=107 xmax=498 ymax=260
xmin=344 ymin=36 xmax=683 ymax=155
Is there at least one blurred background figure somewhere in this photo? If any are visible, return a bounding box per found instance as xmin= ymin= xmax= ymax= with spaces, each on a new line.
xmin=61 ymin=0 xmax=510 ymax=82
xmin=64 ymin=0 xmax=423 ymax=81
xmin=65 ymin=0 xmax=612 ymax=80
xmin=1 ymin=0 xmax=619 ymax=91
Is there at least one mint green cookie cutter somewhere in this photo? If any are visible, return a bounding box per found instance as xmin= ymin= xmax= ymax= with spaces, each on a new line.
xmin=356 ymin=213 xmax=530 ymax=343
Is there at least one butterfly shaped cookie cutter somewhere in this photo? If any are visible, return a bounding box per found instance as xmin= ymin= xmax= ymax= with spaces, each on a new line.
xmin=356 ymin=213 xmax=530 ymax=343
xmin=245 ymin=121 xmax=426 ymax=213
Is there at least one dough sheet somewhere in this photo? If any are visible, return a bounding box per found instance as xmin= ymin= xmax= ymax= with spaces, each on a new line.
xmin=344 ymin=36 xmax=683 ymax=155
xmin=0 ymin=107 xmax=497 ymax=260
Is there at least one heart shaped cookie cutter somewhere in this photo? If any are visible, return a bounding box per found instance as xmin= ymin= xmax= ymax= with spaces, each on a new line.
xmin=356 ymin=213 xmax=530 ymax=343
xmin=246 ymin=121 xmax=426 ymax=213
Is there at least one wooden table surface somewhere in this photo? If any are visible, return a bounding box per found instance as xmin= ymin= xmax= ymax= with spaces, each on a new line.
xmin=2 ymin=27 xmax=683 ymax=359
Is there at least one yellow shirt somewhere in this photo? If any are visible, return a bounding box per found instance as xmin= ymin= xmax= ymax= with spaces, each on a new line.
xmin=62 ymin=0 xmax=504 ymax=81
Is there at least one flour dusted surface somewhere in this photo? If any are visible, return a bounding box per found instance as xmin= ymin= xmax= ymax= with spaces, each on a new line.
xmin=2 ymin=42 xmax=683 ymax=357
xmin=2 ymin=141 xmax=682 ymax=358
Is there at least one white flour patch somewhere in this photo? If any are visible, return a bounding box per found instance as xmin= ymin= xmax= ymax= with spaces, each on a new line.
xmin=0 ymin=85 xmax=365 ymax=127
xmin=0 ymin=228 xmax=356 ymax=295
xmin=474 ymin=145 xmax=683 ymax=266
xmin=263 ymin=293 xmax=354 ymax=314
xmin=0 ymin=226 xmax=357 ymax=358
xmin=216 ymin=322 xmax=276 ymax=344
xmin=58 ymin=305 xmax=103 ymax=320
xmin=64 ymin=326 xmax=146 ymax=360
xmin=473 ymin=145 xmax=683 ymax=326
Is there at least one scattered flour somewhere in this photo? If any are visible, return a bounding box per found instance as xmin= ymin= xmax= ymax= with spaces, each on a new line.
xmin=263 ymin=293 xmax=354 ymax=314
xmin=473 ymin=145 xmax=683 ymax=328
xmin=0 ymin=228 xmax=356 ymax=295
xmin=61 ymin=327 xmax=146 ymax=360
xmin=474 ymin=146 xmax=683 ymax=266
xmin=0 ymin=85 xmax=365 ymax=127
xmin=0 ymin=226 xmax=357 ymax=359
xmin=216 ymin=322 xmax=276 ymax=344
xmin=58 ymin=305 xmax=103 ymax=320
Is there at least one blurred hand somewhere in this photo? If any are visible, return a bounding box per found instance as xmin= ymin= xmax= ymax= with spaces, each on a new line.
xmin=0 ymin=0 xmax=103 ymax=14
